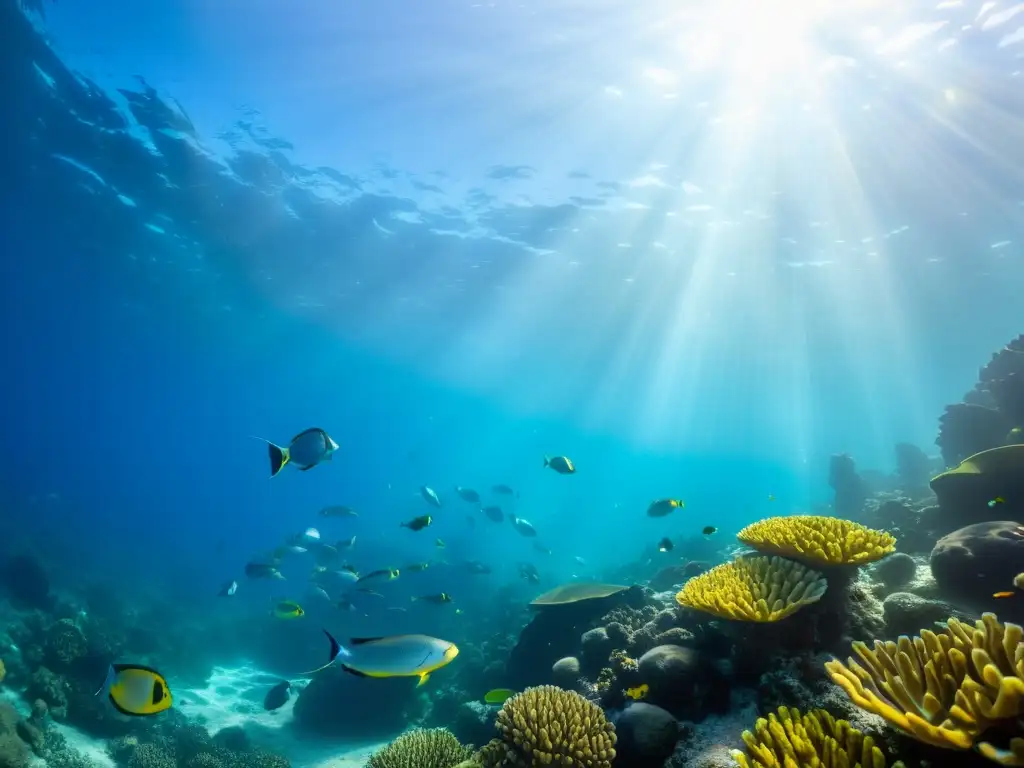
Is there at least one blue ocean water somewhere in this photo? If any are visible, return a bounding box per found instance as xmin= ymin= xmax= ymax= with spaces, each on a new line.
xmin=1 ymin=0 xmax=1023 ymax=765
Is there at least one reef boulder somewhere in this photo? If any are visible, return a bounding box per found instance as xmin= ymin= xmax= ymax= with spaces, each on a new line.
xmin=613 ymin=703 xmax=680 ymax=768
xmin=930 ymin=520 xmax=1024 ymax=616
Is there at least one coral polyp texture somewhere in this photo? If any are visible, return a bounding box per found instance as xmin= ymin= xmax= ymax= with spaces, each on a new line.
xmin=367 ymin=728 xmax=472 ymax=768
xmin=675 ymin=556 xmax=827 ymax=622
xmin=479 ymin=685 xmax=616 ymax=768
xmin=731 ymin=706 xmax=904 ymax=768
xmin=824 ymin=613 xmax=1024 ymax=764
xmin=737 ymin=515 xmax=896 ymax=566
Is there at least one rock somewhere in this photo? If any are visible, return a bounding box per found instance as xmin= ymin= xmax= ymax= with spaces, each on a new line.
xmin=650 ymin=566 xmax=688 ymax=592
xmin=872 ymin=553 xmax=917 ymax=589
xmin=580 ymin=627 xmax=612 ymax=669
xmin=614 ymin=703 xmax=680 ymax=767
xmin=930 ymin=521 xmax=1024 ymax=617
xmin=882 ymin=592 xmax=960 ymax=637
xmin=638 ymin=645 xmax=701 ymax=715
xmin=551 ymin=657 xmax=580 ymax=688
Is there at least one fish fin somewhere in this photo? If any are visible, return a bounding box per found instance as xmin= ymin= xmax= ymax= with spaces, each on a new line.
xmin=297 ymin=629 xmax=348 ymax=675
xmin=290 ymin=427 xmax=327 ymax=444
xmin=269 ymin=443 xmax=289 ymax=477
xmin=543 ymin=455 xmax=550 ymax=467
xmin=298 ymin=464 xmax=314 ymax=472
xmin=94 ymin=665 xmax=116 ymax=697
xmin=417 ymin=673 xmax=431 ymax=687
xmin=340 ymin=664 xmax=370 ymax=678
xmin=349 ymin=636 xmax=386 ymax=646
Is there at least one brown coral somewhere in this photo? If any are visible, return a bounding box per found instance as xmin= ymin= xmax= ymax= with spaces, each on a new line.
xmin=737 ymin=515 xmax=895 ymax=566
xmin=825 ymin=612 xmax=1024 ymax=764
xmin=481 ymin=685 xmax=616 ymax=767
xmin=676 ymin=556 xmax=827 ymax=622
xmin=731 ymin=706 xmax=903 ymax=768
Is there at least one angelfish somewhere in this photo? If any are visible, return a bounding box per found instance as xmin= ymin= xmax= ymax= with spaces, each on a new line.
xmin=304 ymin=630 xmax=459 ymax=687
xmin=255 ymin=427 xmax=340 ymax=477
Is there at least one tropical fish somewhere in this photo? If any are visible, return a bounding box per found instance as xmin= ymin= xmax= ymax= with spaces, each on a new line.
xmin=625 ymin=683 xmax=649 ymax=701
xmin=263 ymin=681 xmax=291 ymax=711
xmin=657 ymin=537 xmax=673 ymax=553
xmin=510 ymin=516 xmax=537 ymax=537
xmin=574 ymin=556 xmax=587 ymax=565
xmin=543 ymin=455 xmax=576 ymax=474
xmin=989 ymin=497 xmax=1006 ymax=508
xmin=272 ymin=601 xmax=305 ymax=619
xmin=518 ymin=563 xmax=540 ymax=583
xmin=320 ymin=505 xmax=358 ymax=518
xmin=1007 ymin=427 xmax=1023 ymax=444
xmin=456 ymin=487 xmax=481 ymax=503
xmin=435 ymin=538 xmax=446 ymax=548
xmin=647 ymin=499 xmax=684 ymax=517
xmin=702 ymin=526 xmax=717 ymax=536
xmin=335 ymin=535 xmax=357 ymax=551
xmin=257 ymin=427 xmax=340 ymax=477
xmin=311 ymin=586 xmax=331 ymax=601
xmin=1015 ymin=572 xmax=1024 ymax=590
xmin=402 ymin=515 xmax=432 ymax=531
xmin=303 ymin=527 xmax=321 ymax=541
xmin=483 ymin=505 xmax=504 ymax=522
xmin=767 ymin=494 xmax=776 ymax=502
xmin=412 ymin=593 xmax=453 ymax=604
xmin=358 ymin=589 xmax=385 ymax=598
xmin=356 ymin=569 xmax=400 ymax=586
xmin=245 ymin=562 xmax=285 ymax=580
xmin=420 ymin=486 xmax=442 ymax=508
xmin=994 ymin=591 xmax=1015 ymax=599
xmin=484 ymin=688 xmax=516 ymax=705
xmin=305 ymin=630 xmax=459 ymax=686
xmin=405 ymin=562 xmax=430 ymax=572
xmin=492 ymin=484 xmax=518 ymax=497
xmin=95 ymin=664 xmax=172 ymax=717
xmin=533 ymin=542 xmax=552 ymax=555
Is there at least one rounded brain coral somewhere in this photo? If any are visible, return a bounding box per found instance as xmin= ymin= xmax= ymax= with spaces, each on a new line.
xmin=482 ymin=685 xmax=616 ymax=768
xmin=676 ymin=555 xmax=827 ymax=622
xmin=737 ymin=515 xmax=896 ymax=566
xmin=367 ymin=728 xmax=471 ymax=768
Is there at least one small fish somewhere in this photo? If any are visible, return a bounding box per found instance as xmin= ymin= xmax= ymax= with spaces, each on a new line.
xmin=402 ymin=515 xmax=433 ymax=532
xmin=336 ymin=535 xmax=357 ymax=551
xmin=272 ymin=601 xmax=305 ymax=619
xmin=990 ymin=497 xmax=1006 ymax=508
xmin=518 ymin=563 xmax=540 ymax=583
xmin=1015 ymin=572 xmax=1024 ymax=590
xmin=492 ymin=484 xmax=518 ymax=497
xmin=455 ymin=608 xmax=464 ymax=615
xmin=994 ymin=591 xmax=1015 ymax=599
xmin=574 ymin=556 xmax=587 ymax=565
xmin=543 ymin=455 xmax=576 ymax=474
xmin=420 ymin=486 xmax=442 ymax=508
xmin=245 ymin=562 xmax=285 ymax=581
xmin=256 ymin=427 xmax=340 ymax=477
xmin=483 ymin=505 xmax=504 ymax=522
xmin=311 ymin=586 xmax=331 ymax=601
xmin=533 ymin=542 xmax=552 ymax=555
xmin=456 ymin=486 xmax=481 ymax=503
xmin=95 ymin=664 xmax=172 ymax=717
xmin=1007 ymin=427 xmax=1023 ymax=444
xmin=304 ymin=630 xmax=459 ymax=687
xmin=356 ymin=569 xmax=400 ymax=586
xmin=304 ymin=527 xmax=321 ymax=541
xmin=767 ymin=494 xmax=776 ymax=502
xmin=510 ymin=516 xmax=537 ymax=537
xmin=263 ymin=680 xmax=292 ymax=711
xmin=340 ymin=564 xmax=359 ymax=577
xmin=320 ymin=505 xmax=358 ymax=518
xmin=388 ymin=607 xmax=408 ymax=613
xmin=218 ymin=579 xmax=238 ymax=597
xmin=484 ymin=688 xmax=516 ymax=705
xmin=657 ymin=537 xmax=673 ymax=553
xmin=625 ymin=683 xmax=649 ymax=701
xmin=647 ymin=499 xmax=684 ymax=518
xmin=405 ymin=562 xmax=430 ymax=572
xmin=436 ymin=538 xmax=446 ymax=549
xmin=702 ymin=526 xmax=717 ymax=536
xmin=412 ymin=593 xmax=453 ymax=604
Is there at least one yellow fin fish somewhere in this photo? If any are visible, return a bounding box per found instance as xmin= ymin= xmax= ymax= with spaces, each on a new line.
xmin=95 ymin=664 xmax=172 ymax=716
xmin=272 ymin=600 xmax=305 ymax=619
xmin=625 ymin=683 xmax=648 ymax=701
xmin=303 ymin=630 xmax=458 ymax=687
xmin=483 ymin=688 xmax=516 ymax=705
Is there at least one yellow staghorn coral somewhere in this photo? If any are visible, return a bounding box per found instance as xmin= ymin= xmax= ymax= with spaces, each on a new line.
xmin=676 ymin=555 xmax=827 ymax=622
xmin=824 ymin=613 xmax=1024 ymax=764
xmin=481 ymin=685 xmax=616 ymax=768
xmin=731 ymin=706 xmax=904 ymax=768
xmin=737 ymin=515 xmax=895 ymax=566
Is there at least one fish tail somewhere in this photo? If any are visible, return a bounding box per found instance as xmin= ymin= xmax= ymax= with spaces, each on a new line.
xmin=543 ymin=455 xmax=550 ymax=467
xmin=94 ymin=664 xmax=116 ymax=697
xmin=298 ymin=629 xmax=350 ymax=676
xmin=268 ymin=443 xmax=289 ymax=477
xmin=417 ymin=673 xmax=431 ymax=687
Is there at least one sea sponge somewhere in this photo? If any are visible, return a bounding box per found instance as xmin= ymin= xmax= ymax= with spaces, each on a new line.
xmin=675 ymin=556 xmax=827 ymax=622
xmin=367 ymin=728 xmax=471 ymax=768
xmin=824 ymin=613 xmax=1024 ymax=763
xmin=737 ymin=515 xmax=896 ymax=566
xmin=731 ymin=706 xmax=903 ymax=768
xmin=484 ymin=685 xmax=616 ymax=767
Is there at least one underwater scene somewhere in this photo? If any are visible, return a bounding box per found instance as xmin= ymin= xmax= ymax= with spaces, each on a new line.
xmin=3 ymin=0 xmax=1024 ymax=767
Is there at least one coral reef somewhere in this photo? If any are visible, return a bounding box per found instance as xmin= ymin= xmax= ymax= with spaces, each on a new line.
xmin=929 ymin=446 xmax=1024 ymax=532
xmin=366 ymin=728 xmax=471 ymax=768
xmin=825 ymin=612 xmax=1024 ymax=764
xmin=476 ymin=685 xmax=616 ymax=768
xmin=871 ymin=553 xmax=917 ymax=591
xmin=676 ymin=556 xmax=827 ymax=622
xmin=737 ymin=516 xmax=896 ymax=567
xmin=731 ymin=706 xmax=903 ymax=768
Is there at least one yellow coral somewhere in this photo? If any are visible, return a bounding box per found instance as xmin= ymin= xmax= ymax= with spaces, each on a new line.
xmin=737 ymin=515 xmax=895 ymax=566
xmin=675 ymin=556 xmax=827 ymax=622
xmin=825 ymin=613 xmax=1024 ymax=764
xmin=367 ymin=728 xmax=471 ymax=768
xmin=483 ymin=685 xmax=616 ymax=768
xmin=731 ymin=706 xmax=904 ymax=768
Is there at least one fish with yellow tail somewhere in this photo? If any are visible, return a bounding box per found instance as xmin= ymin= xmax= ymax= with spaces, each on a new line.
xmin=95 ymin=664 xmax=173 ymax=717
xmin=646 ymin=498 xmax=684 ymax=518
xmin=254 ymin=427 xmax=340 ymax=477
xmin=625 ymin=683 xmax=648 ymax=701
xmin=543 ymin=455 xmax=576 ymax=474
xmin=303 ymin=629 xmax=459 ymax=686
